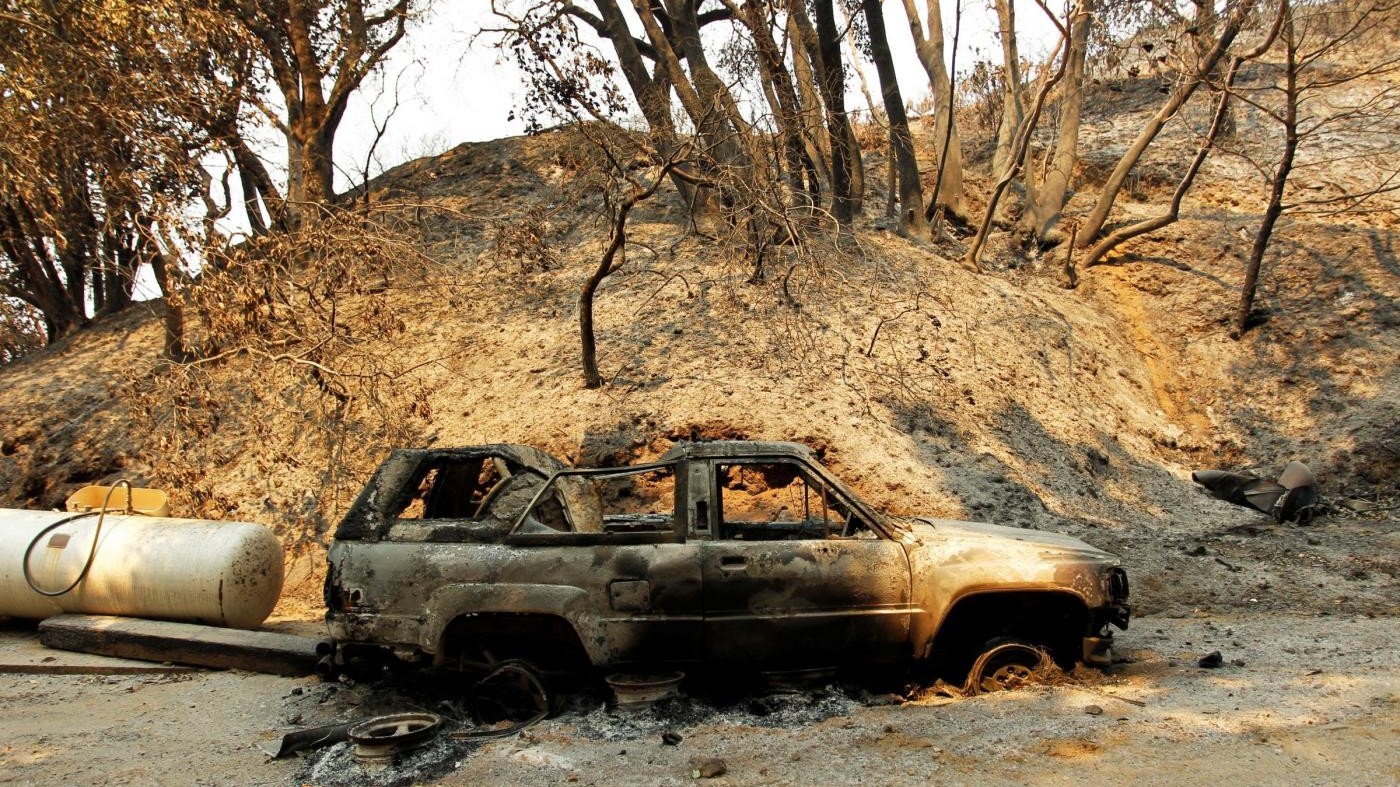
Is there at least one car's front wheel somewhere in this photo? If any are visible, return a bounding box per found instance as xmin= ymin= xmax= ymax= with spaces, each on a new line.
xmin=966 ymin=639 xmax=1052 ymax=694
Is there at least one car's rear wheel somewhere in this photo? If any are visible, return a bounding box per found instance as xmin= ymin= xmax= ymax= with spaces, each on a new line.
xmin=471 ymin=658 xmax=552 ymax=724
xmin=966 ymin=639 xmax=1051 ymax=694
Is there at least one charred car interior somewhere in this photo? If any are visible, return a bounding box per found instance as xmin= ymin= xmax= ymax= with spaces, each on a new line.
xmin=325 ymin=441 xmax=1131 ymax=693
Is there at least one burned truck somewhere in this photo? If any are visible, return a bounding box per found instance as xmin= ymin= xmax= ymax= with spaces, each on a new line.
xmin=324 ymin=441 xmax=1130 ymax=691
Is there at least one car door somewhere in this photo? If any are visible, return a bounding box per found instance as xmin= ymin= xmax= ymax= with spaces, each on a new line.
xmin=505 ymin=462 xmax=703 ymax=667
xmin=699 ymin=459 xmax=912 ymax=667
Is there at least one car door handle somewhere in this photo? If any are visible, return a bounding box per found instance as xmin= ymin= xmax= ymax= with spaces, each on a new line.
xmin=719 ymin=555 xmax=747 ymax=571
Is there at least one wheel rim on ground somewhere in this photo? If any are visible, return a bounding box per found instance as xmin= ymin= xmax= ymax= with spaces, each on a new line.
xmin=968 ymin=641 xmax=1050 ymax=694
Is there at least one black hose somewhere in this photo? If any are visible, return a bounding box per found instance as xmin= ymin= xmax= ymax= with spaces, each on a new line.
xmin=21 ymin=511 xmax=102 ymax=597
xmin=21 ymin=481 xmax=133 ymax=598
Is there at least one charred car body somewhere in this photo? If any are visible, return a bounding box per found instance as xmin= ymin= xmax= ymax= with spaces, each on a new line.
xmin=325 ymin=441 xmax=1130 ymax=688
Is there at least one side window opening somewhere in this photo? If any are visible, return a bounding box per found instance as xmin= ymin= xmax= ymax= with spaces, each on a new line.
xmin=517 ymin=464 xmax=677 ymax=536
xmin=717 ymin=461 xmax=873 ymax=541
xmin=393 ymin=457 xmax=515 ymax=521
xmin=597 ymin=466 xmax=675 ymax=532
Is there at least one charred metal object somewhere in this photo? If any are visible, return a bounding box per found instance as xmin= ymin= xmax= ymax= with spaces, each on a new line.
xmin=324 ymin=441 xmax=1131 ymax=692
xmin=470 ymin=659 xmax=551 ymax=725
xmin=606 ymin=671 xmax=685 ymax=711
xmin=1192 ymin=461 xmax=1319 ymax=523
xmin=347 ymin=712 xmax=442 ymax=765
xmin=446 ymin=660 xmax=552 ymax=741
xmin=259 ymin=720 xmax=357 ymax=759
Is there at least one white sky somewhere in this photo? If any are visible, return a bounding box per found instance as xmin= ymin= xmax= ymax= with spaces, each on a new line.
xmin=330 ymin=1 xmax=1063 ymax=191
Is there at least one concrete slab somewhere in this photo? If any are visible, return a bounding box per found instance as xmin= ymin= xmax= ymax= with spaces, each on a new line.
xmin=0 ymin=624 xmax=194 ymax=675
xmin=39 ymin=614 xmax=322 ymax=676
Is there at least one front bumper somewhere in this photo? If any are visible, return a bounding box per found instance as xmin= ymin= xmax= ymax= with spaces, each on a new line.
xmin=1084 ymin=596 xmax=1131 ymax=667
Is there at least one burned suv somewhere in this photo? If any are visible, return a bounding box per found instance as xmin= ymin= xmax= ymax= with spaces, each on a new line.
xmin=325 ymin=441 xmax=1130 ymax=690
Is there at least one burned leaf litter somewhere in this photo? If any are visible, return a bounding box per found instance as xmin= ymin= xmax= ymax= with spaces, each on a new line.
xmin=292 ymin=680 xmax=877 ymax=785
xmin=567 ymin=685 xmax=864 ymax=742
xmin=301 ymin=734 xmax=484 ymax=787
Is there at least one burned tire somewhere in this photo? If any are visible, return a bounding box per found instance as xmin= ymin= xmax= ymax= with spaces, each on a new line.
xmin=470 ymin=658 xmax=553 ymax=724
xmin=966 ymin=639 xmax=1051 ymax=694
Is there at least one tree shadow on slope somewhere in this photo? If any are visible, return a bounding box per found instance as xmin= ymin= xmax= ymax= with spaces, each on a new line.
xmin=1227 ymin=226 xmax=1400 ymax=494
xmin=888 ymin=398 xmax=1258 ymax=614
xmin=891 ymin=400 xmax=1201 ymax=529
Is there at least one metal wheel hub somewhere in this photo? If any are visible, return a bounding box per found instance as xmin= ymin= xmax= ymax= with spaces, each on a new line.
xmin=347 ymin=712 xmax=442 ymax=765
xmin=968 ymin=641 xmax=1050 ymax=695
xmin=985 ymin=661 xmax=1035 ymax=690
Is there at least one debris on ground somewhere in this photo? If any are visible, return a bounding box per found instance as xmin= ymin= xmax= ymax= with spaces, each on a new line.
xmin=1191 ymin=462 xmax=1319 ymax=524
xmin=348 ymin=712 xmax=443 ymax=764
xmin=258 ymin=719 xmax=358 ymax=759
xmin=689 ymin=756 xmax=727 ymax=778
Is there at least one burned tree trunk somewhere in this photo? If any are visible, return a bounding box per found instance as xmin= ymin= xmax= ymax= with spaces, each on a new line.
xmin=232 ymin=0 xmax=412 ymax=228
xmin=863 ymin=0 xmax=927 ymax=235
xmin=148 ymin=244 xmax=191 ymax=362
xmin=580 ymin=162 xmax=674 ymax=389
xmin=1077 ymin=0 xmax=1251 ymax=244
xmin=900 ymin=0 xmax=966 ymax=219
xmin=788 ymin=12 xmax=833 ymax=197
xmin=991 ymin=0 xmax=1025 ymax=183
xmin=795 ymin=0 xmax=864 ymax=223
xmin=1082 ymin=61 xmax=1240 ymax=267
xmin=586 ymin=0 xmax=700 ymax=209
xmin=964 ymin=7 xmax=1076 ymax=270
xmin=1236 ymin=4 xmax=1297 ymax=338
xmin=1020 ymin=0 xmax=1092 ymax=245
xmin=0 ymin=202 xmax=89 ymax=342
xmin=734 ymin=0 xmax=816 ymax=207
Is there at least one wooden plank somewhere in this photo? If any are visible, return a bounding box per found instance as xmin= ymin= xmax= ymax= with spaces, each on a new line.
xmin=38 ymin=615 xmax=322 ymax=677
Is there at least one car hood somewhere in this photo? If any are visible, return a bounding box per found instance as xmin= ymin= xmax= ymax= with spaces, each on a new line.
xmin=898 ymin=516 xmax=1118 ymax=563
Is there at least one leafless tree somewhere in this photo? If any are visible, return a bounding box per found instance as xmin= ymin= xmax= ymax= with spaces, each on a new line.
xmin=724 ymin=0 xmax=820 ymax=209
xmin=991 ymin=0 xmax=1027 ymax=183
xmin=863 ymin=0 xmax=928 ymax=236
xmin=1076 ymin=0 xmax=1255 ymax=244
xmin=1080 ymin=59 xmax=1246 ymax=267
xmin=1228 ymin=0 xmax=1400 ymax=335
xmin=964 ymin=3 xmax=1077 ymax=270
xmin=1079 ymin=2 xmax=1287 ymax=268
xmin=578 ymin=134 xmax=695 ymax=388
xmin=899 ymin=0 xmax=967 ymax=219
xmin=343 ymin=66 xmax=411 ymax=213
xmin=796 ymin=0 xmax=866 ymax=222
xmin=1019 ymin=0 xmax=1093 ymax=246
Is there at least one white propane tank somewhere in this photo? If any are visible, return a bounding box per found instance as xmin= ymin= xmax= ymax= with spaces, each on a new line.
xmin=0 ymin=508 xmax=284 ymax=629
